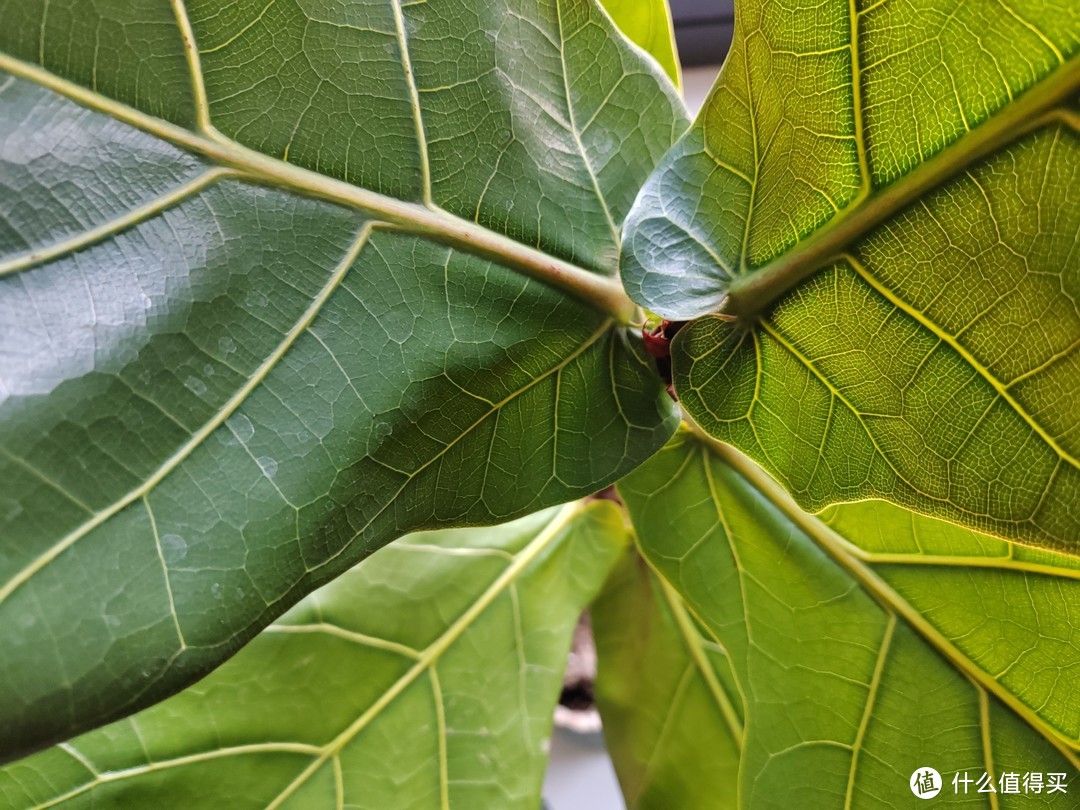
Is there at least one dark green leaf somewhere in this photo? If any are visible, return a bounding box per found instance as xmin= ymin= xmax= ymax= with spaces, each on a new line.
xmin=0 ymin=0 xmax=685 ymax=759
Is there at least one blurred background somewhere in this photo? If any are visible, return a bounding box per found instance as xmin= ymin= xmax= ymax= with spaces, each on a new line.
xmin=542 ymin=2 xmax=730 ymax=806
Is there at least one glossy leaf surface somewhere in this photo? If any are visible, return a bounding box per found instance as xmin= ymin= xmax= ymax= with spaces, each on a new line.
xmin=618 ymin=430 xmax=1079 ymax=807
xmin=0 ymin=0 xmax=685 ymax=759
xmin=622 ymin=0 xmax=1080 ymax=550
xmin=0 ymin=503 xmax=626 ymax=808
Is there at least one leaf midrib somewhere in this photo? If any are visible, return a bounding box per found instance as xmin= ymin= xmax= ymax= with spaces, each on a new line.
xmin=30 ymin=504 xmax=585 ymax=810
xmin=263 ymin=502 xmax=586 ymax=809
xmin=0 ymin=50 xmax=636 ymax=322
xmin=722 ymin=56 xmax=1080 ymax=318
xmin=0 ymin=301 xmax=614 ymax=607
xmin=685 ymin=425 xmax=1080 ymax=767
xmin=657 ymin=574 xmax=744 ymax=745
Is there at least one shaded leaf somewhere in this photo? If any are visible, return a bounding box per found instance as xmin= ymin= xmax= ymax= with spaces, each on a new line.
xmin=0 ymin=502 xmax=627 ymax=809
xmin=593 ymin=549 xmax=742 ymax=809
xmin=0 ymin=0 xmax=685 ymax=759
xmin=621 ymin=0 xmax=1080 ymax=550
xmin=618 ymin=430 xmax=1079 ymax=807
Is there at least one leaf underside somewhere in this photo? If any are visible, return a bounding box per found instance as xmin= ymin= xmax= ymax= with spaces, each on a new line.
xmin=0 ymin=504 xmax=626 ymax=809
xmin=0 ymin=0 xmax=685 ymax=760
xmin=593 ymin=549 xmax=742 ymax=809
xmin=622 ymin=0 xmax=1080 ymax=552
xmin=616 ymin=430 xmax=1080 ymax=808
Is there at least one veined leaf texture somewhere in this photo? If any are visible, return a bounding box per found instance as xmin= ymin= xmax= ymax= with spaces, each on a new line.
xmin=0 ymin=505 xmax=626 ymax=808
xmin=0 ymin=0 xmax=685 ymax=759
xmin=608 ymin=430 xmax=1080 ymax=807
xmin=622 ymin=0 xmax=1080 ymax=552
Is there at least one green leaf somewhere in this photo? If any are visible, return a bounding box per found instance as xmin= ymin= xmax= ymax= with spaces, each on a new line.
xmin=592 ymin=549 xmax=742 ymax=808
xmin=0 ymin=0 xmax=685 ymax=760
xmin=618 ymin=429 xmax=1080 ymax=807
xmin=0 ymin=502 xmax=627 ymax=808
xmin=621 ymin=0 xmax=1080 ymax=551
xmin=598 ymin=0 xmax=682 ymax=89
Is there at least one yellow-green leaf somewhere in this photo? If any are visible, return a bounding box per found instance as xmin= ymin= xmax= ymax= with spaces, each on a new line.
xmin=621 ymin=0 xmax=1080 ymax=551
xmin=0 ymin=503 xmax=627 ymax=809
xmin=600 ymin=0 xmax=682 ymax=89
xmin=617 ymin=429 xmax=1079 ymax=807
xmin=593 ymin=549 xmax=742 ymax=808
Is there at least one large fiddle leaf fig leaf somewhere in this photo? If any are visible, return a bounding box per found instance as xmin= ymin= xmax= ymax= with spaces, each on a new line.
xmin=0 ymin=0 xmax=686 ymax=760
xmin=592 ymin=549 xmax=742 ymax=808
xmin=622 ymin=0 xmax=1080 ymax=551
xmin=0 ymin=502 xmax=627 ymax=809
xmin=618 ymin=429 xmax=1080 ymax=807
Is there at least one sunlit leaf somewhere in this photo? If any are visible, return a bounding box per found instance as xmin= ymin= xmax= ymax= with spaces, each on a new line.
xmin=599 ymin=0 xmax=682 ymax=89
xmin=617 ymin=430 xmax=1079 ymax=807
xmin=621 ymin=0 xmax=1080 ymax=551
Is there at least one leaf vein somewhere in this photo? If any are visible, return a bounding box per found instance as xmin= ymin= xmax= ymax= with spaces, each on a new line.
xmin=0 ymin=224 xmax=374 ymax=607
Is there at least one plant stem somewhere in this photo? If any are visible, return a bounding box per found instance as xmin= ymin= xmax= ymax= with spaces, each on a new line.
xmin=0 ymin=51 xmax=639 ymax=324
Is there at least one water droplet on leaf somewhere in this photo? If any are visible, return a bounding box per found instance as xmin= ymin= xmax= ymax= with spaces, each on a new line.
xmin=160 ymin=533 xmax=187 ymax=564
xmin=257 ymin=456 xmax=278 ymax=479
